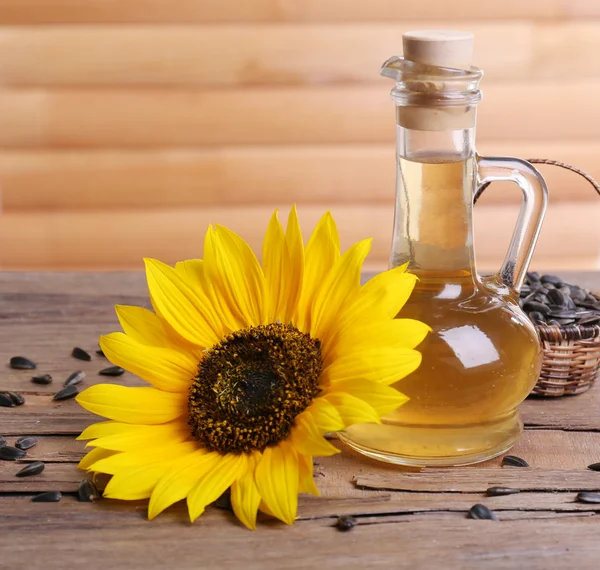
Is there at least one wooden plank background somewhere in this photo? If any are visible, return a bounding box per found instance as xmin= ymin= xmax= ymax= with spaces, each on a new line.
xmin=0 ymin=1 xmax=599 ymax=271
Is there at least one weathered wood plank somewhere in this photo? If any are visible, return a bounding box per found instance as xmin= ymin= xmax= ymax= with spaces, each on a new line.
xmin=0 ymin=203 xmax=598 ymax=271
xmin=1 ymin=83 xmax=599 ymax=148
xmin=0 ymin=0 xmax=597 ymax=24
xmin=0 ymin=462 xmax=82 ymax=492
xmin=0 ymin=436 xmax=85 ymax=463
xmin=1 ymin=142 xmax=598 ymax=212
xmin=2 ymin=24 xmax=600 ymax=87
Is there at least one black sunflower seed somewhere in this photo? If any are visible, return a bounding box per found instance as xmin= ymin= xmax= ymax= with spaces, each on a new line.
xmin=0 ymin=393 xmax=14 ymax=408
xmin=9 ymin=356 xmax=36 ymax=370
xmin=71 ymin=347 xmax=91 ymax=362
xmin=64 ymin=370 xmax=85 ymax=387
xmin=16 ymin=462 xmax=45 ymax=477
xmin=579 ymin=314 xmax=600 ymax=326
xmin=587 ymin=462 xmax=600 ymax=471
xmin=486 ymin=486 xmax=520 ymax=497
xmin=77 ymin=479 xmax=102 ymax=502
xmin=32 ymin=491 xmax=62 ymax=503
xmin=8 ymin=392 xmax=25 ymax=406
xmin=53 ymin=385 xmax=79 ymax=401
xmin=15 ymin=436 xmax=38 ymax=451
xmin=548 ymin=288 xmax=568 ymax=307
xmin=523 ymin=301 xmax=550 ymax=315
xmin=32 ymin=374 xmax=53 ymax=385
xmin=99 ymin=366 xmax=124 ymax=377
xmin=577 ymin=492 xmax=600 ymax=504
xmin=541 ymin=274 xmax=562 ymax=285
xmin=467 ymin=504 xmax=499 ymax=521
xmin=213 ymin=490 xmax=231 ymax=511
xmin=0 ymin=435 xmax=6 ymax=448
xmin=0 ymin=446 xmax=27 ymax=461
xmin=96 ymin=348 xmax=106 ymax=357
xmin=334 ymin=516 xmax=357 ymax=531
xmin=502 ymin=455 xmax=529 ymax=467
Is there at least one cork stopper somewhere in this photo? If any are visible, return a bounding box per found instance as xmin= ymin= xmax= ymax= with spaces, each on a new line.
xmin=402 ymin=30 xmax=474 ymax=70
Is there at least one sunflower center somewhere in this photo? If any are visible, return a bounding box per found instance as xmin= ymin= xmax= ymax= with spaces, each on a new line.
xmin=188 ymin=323 xmax=322 ymax=454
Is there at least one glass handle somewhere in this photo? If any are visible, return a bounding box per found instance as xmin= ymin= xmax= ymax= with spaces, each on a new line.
xmin=476 ymin=156 xmax=549 ymax=292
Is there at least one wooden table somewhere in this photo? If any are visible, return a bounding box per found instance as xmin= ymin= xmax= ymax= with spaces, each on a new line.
xmin=2 ymin=272 xmax=600 ymax=570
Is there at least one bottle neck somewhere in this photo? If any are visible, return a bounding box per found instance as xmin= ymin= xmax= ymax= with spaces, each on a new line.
xmin=390 ymin=123 xmax=477 ymax=277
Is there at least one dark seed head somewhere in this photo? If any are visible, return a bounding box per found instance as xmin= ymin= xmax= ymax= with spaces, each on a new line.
xmin=32 ymin=491 xmax=62 ymax=503
xmin=15 ymin=436 xmax=38 ymax=451
xmin=587 ymin=462 xmax=600 ymax=472
xmin=77 ymin=479 xmax=101 ymax=502
xmin=577 ymin=492 xmax=600 ymax=504
xmin=335 ymin=516 xmax=357 ymax=531
xmin=486 ymin=487 xmax=520 ymax=497
xmin=16 ymin=462 xmax=45 ymax=477
xmin=64 ymin=370 xmax=85 ymax=387
xmin=32 ymin=374 xmax=53 ymax=385
xmin=467 ymin=504 xmax=499 ymax=521
xmin=8 ymin=392 xmax=25 ymax=406
xmin=0 ymin=446 xmax=27 ymax=461
xmin=0 ymin=393 xmax=15 ymax=408
xmin=99 ymin=366 xmax=125 ymax=377
xmin=502 ymin=455 xmax=529 ymax=467
xmin=71 ymin=347 xmax=92 ymax=362
xmin=53 ymin=384 xmax=79 ymax=401
xmin=9 ymin=356 xmax=37 ymax=370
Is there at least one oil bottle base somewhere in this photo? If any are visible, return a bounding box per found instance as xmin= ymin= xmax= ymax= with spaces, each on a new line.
xmin=338 ymin=413 xmax=523 ymax=467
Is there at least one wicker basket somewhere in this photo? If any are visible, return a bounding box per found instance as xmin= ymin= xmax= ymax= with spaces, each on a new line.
xmin=476 ymin=158 xmax=600 ymax=397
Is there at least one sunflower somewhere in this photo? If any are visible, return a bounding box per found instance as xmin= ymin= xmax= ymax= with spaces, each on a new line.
xmin=76 ymin=207 xmax=428 ymax=529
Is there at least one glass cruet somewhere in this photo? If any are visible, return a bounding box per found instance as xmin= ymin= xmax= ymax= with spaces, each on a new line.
xmin=340 ymin=31 xmax=549 ymax=466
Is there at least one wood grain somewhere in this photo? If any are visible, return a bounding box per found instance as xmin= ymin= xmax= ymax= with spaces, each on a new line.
xmin=0 ymin=0 xmax=598 ymax=24
xmin=1 ymin=83 xmax=599 ymax=148
xmin=0 ymin=203 xmax=598 ymax=271
xmin=1 ymin=142 xmax=598 ymax=212
xmin=2 ymin=24 xmax=600 ymax=86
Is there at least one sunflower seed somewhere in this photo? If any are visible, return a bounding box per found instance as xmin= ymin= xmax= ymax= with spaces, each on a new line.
xmin=71 ymin=347 xmax=91 ymax=361
xmin=99 ymin=366 xmax=124 ymax=377
xmin=213 ymin=490 xmax=231 ymax=510
xmin=577 ymin=492 xmax=600 ymax=504
xmin=64 ymin=370 xmax=85 ymax=387
xmin=0 ymin=393 xmax=14 ymax=407
xmin=467 ymin=504 xmax=499 ymax=521
xmin=548 ymin=288 xmax=568 ymax=307
xmin=541 ymin=274 xmax=563 ymax=285
xmin=96 ymin=348 xmax=106 ymax=357
xmin=32 ymin=491 xmax=62 ymax=503
xmin=334 ymin=516 xmax=357 ymax=531
xmin=53 ymin=384 xmax=79 ymax=401
xmin=77 ymin=479 xmax=102 ymax=502
xmin=0 ymin=446 xmax=27 ymax=461
xmin=0 ymin=435 xmax=6 ymax=448
xmin=9 ymin=356 xmax=36 ymax=370
xmin=16 ymin=462 xmax=45 ymax=477
xmin=523 ymin=301 xmax=550 ymax=315
xmin=8 ymin=392 xmax=24 ymax=406
xmin=15 ymin=436 xmax=38 ymax=451
xmin=579 ymin=314 xmax=600 ymax=326
xmin=32 ymin=374 xmax=53 ymax=385
xmin=502 ymin=455 xmax=529 ymax=467
xmin=587 ymin=462 xmax=600 ymax=471
xmin=486 ymin=486 xmax=520 ymax=497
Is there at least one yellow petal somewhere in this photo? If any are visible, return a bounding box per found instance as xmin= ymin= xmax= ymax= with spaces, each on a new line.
xmin=187 ymin=452 xmax=245 ymax=522
xmin=100 ymin=332 xmax=196 ymax=393
xmin=86 ymin=421 xmax=190 ymax=452
xmin=103 ymin=462 xmax=172 ymax=500
xmin=309 ymin=239 xmax=372 ymax=344
xmin=324 ymin=392 xmax=381 ymax=426
xmin=307 ymin=397 xmax=345 ymax=433
xmin=144 ymin=258 xmax=222 ymax=347
xmin=321 ymin=346 xmax=422 ymax=386
xmin=89 ymin=441 xmax=199 ymax=475
xmin=298 ymin=452 xmax=320 ymax=496
xmin=230 ymin=453 xmax=262 ymax=530
xmin=148 ymin=450 xmax=218 ymax=520
xmin=325 ymin=379 xmax=409 ymax=417
xmin=290 ymin=412 xmax=340 ymax=457
xmin=77 ymin=420 xmax=132 ymax=441
xmin=76 ymin=385 xmax=187 ymax=424
xmin=262 ymin=210 xmax=291 ymax=323
xmin=115 ymin=305 xmax=179 ymax=350
xmin=174 ymin=259 xmax=205 ymax=291
xmin=283 ymin=205 xmax=305 ymax=325
xmin=254 ymin=441 xmax=299 ymax=525
xmin=78 ymin=447 xmax=116 ymax=471
xmin=295 ymin=211 xmax=340 ymax=332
